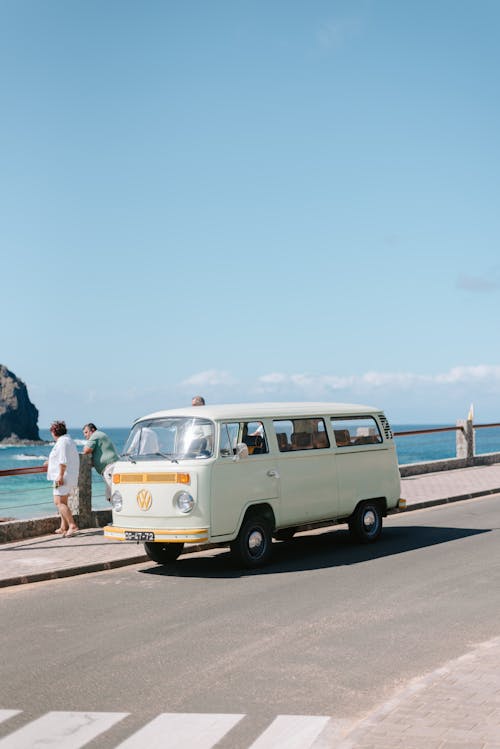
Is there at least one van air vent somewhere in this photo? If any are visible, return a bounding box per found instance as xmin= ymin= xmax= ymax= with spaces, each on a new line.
xmin=379 ymin=415 xmax=393 ymax=440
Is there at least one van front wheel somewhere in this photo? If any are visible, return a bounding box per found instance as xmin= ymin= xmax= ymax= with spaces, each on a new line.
xmin=230 ymin=516 xmax=272 ymax=568
xmin=144 ymin=542 xmax=184 ymax=564
xmin=348 ymin=502 xmax=382 ymax=543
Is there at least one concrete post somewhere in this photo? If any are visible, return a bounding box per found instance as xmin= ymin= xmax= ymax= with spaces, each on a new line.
xmin=77 ymin=453 xmax=93 ymax=528
xmin=456 ymin=418 xmax=475 ymax=465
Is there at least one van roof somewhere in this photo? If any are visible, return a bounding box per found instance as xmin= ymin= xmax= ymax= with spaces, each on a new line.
xmin=135 ymin=402 xmax=383 ymax=423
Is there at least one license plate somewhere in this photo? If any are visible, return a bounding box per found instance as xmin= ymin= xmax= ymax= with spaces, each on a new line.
xmin=125 ymin=531 xmax=155 ymax=542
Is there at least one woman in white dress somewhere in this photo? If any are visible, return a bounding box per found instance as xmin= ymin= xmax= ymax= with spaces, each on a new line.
xmin=46 ymin=421 xmax=79 ymax=537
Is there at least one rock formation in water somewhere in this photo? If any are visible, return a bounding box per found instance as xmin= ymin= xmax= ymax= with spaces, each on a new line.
xmin=0 ymin=365 xmax=41 ymax=442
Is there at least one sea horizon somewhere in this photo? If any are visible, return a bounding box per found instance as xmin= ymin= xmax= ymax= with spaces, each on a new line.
xmin=1 ymin=424 xmax=500 ymax=521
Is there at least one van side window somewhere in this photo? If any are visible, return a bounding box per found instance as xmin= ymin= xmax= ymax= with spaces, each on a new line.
xmin=219 ymin=421 xmax=269 ymax=457
xmin=242 ymin=421 xmax=268 ymax=455
xmin=273 ymin=418 xmax=330 ymax=452
xmin=331 ymin=416 xmax=383 ymax=447
xmin=220 ymin=422 xmax=240 ymax=457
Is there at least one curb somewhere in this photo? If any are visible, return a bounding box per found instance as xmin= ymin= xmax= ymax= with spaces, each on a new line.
xmin=0 ymin=554 xmax=149 ymax=589
xmin=392 ymin=486 xmax=500 ymax=514
xmin=2 ymin=489 xmax=499 ymax=589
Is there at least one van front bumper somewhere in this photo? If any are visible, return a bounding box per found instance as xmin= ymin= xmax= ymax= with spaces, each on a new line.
xmin=104 ymin=525 xmax=209 ymax=544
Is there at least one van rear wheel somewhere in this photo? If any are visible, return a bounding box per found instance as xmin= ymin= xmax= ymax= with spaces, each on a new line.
xmin=348 ymin=502 xmax=382 ymax=543
xmin=230 ymin=515 xmax=272 ymax=568
xmin=144 ymin=542 xmax=184 ymax=564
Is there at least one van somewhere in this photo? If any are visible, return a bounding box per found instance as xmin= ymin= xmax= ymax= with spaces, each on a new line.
xmin=104 ymin=402 xmax=402 ymax=568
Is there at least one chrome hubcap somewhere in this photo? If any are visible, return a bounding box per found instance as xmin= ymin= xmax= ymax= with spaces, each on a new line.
xmin=363 ymin=510 xmax=376 ymax=528
xmin=248 ymin=530 xmax=265 ymax=558
xmin=248 ymin=530 xmax=264 ymax=551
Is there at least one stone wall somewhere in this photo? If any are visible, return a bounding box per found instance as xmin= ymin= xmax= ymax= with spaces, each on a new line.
xmin=0 ymin=509 xmax=112 ymax=544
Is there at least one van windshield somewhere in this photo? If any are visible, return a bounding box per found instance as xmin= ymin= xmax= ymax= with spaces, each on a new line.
xmin=122 ymin=417 xmax=214 ymax=461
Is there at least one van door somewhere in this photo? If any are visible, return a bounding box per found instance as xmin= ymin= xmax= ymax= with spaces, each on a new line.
xmin=210 ymin=421 xmax=280 ymax=537
xmin=272 ymin=418 xmax=339 ymax=526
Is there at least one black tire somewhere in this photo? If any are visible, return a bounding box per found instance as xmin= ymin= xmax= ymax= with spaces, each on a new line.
xmin=348 ymin=502 xmax=383 ymax=544
xmin=230 ymin=515 xmax=273 ymax=568
xmin=274 ymin=528 xmax=296 ymax=542
xmin=144 ymin=542 xmax=184 ymax=564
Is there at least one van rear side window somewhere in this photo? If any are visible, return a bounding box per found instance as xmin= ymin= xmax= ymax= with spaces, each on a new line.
xmin=331 ymin=416 xmax=382 ymax=447
xmin=273 ymin=418 xmax=330 ymax=452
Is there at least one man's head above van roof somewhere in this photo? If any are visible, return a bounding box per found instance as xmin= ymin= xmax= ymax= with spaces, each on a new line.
xmin=135 ymin=402 xmax=382 ymax=424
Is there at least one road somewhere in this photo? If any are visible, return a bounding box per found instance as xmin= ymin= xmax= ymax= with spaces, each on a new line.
xmin=1 ymin=496 xmax=500 ymax=748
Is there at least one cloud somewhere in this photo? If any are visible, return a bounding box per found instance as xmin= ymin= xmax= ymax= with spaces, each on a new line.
xmin=433 ymin=365 xmax=500 ymax=384
xmin=259 ymin=373 xmax=287 ymax=385
xmin=181 ymin=369 xmax=236 ymax=387
xmin=257 ymin=366 xmax=500 ymax=393
xmin=457 ymin=274 xmax=500 ymax=292
xmin=181 ymin=366 xmax=500 ymax=396
xmin=175 ymin=366 xmax=500 ymax=418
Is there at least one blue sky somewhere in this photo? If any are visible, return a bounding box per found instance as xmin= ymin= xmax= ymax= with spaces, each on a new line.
xmin=1 ymin=0 xmax=499 ymax=427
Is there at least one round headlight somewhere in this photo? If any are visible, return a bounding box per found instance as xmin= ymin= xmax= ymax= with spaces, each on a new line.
xmin=111 ymin=491 xmax=123 ymax=512
xmin=175 ymin=491 xmax=195 ymax=514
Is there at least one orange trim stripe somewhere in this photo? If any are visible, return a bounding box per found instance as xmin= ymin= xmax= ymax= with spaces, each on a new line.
xmin=113 ymin=472 xmax=190 ymax=485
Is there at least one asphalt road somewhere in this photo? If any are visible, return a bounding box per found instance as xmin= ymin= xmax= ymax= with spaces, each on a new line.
xmin=1 ymin=496 xmax=500 ymax=748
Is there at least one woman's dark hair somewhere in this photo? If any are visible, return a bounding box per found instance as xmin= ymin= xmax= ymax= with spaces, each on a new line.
xmin=50 ymin=421 xmax=67 ymax=437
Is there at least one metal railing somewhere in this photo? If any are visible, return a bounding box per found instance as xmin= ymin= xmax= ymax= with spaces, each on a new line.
xmin=394 ymin=425 xmax=463 ymax=437
xmin=394 ymin=422 xmax=500 ymax=438
xmin=0 ymin=454 xmax=98 ymax=528
xmin=394 ymin=419 xmax=500 ymax=476
xmin=0 ymin=465 xmax=47 ymax=477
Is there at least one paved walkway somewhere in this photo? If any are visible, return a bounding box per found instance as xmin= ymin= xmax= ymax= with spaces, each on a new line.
xmin=331 ymin=635 xmax=500 ymax=749
xmin=1 ymin=463 xmax=500 ymax=747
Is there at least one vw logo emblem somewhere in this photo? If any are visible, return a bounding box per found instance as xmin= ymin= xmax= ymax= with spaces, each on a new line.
xmin=136 ymin=489 xmax=152 ymax=511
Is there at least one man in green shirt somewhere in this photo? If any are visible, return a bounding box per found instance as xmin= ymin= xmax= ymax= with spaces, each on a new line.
xmin=82 ymin=423 xmax=120 ymax=501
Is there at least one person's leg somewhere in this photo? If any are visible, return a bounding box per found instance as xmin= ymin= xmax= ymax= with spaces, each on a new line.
xmin=103 ymin=462 xmax=116 ymax=501
xmin=53 ymin=494 xmax=69 ymax=533
xmin=53 ymin=493 xmax=69 ymax=532
xmin=54 ymin=495 xmax=78 ymax=535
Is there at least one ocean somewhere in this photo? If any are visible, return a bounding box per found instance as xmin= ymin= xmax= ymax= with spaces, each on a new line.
xmin=0 ymin=427 xmax=129 ymax=522
xmin=1 ymin=425 xmax=500 ymax=521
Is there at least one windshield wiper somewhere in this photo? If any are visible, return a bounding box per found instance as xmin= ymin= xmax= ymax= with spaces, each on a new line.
xmin=152 ymin=451 xmax=178 ymax=463
xmin=121 ymin=452 xmax=136 ymax=464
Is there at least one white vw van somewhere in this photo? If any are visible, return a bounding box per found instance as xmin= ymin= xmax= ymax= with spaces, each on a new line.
xmin=104 ymin=402 xmax=402 ymax=568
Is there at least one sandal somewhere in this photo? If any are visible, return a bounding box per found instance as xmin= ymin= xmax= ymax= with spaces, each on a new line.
xmin=64 ymin=527 xmax=79 ymax=538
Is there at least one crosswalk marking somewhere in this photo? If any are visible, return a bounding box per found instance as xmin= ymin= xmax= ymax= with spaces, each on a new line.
xmin=0 ymin=711 xmax=334 ymax=748
xmin=115 ymin=712 xmax=245 ymax=748
xmin=248 ymin=715 xmax=330 ymax=749
xmin=0 ymin=711 xmax=128 ymax=749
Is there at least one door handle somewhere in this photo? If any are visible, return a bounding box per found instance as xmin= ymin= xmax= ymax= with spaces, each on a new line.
xmin=267 ymin=469 xmax=280 ymax=478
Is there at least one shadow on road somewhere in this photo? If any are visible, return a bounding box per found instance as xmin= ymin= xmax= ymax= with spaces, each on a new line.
xmin=139 ymin=524 xmax=490 ymax=579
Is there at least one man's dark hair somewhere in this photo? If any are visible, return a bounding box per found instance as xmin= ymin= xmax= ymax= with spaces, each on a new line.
xmin=83 ymin=423 xmax=97 ymax=432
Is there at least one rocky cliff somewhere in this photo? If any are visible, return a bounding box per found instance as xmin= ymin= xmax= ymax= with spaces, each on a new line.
xmin=0 ymin=365 xmax=40 ymax=442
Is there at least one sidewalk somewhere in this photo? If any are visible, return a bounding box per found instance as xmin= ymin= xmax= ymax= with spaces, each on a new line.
xmin=1 ymin=463 xmax=499 ymax=590
xmin=331 ymin=635 xmax=500 ymax=749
